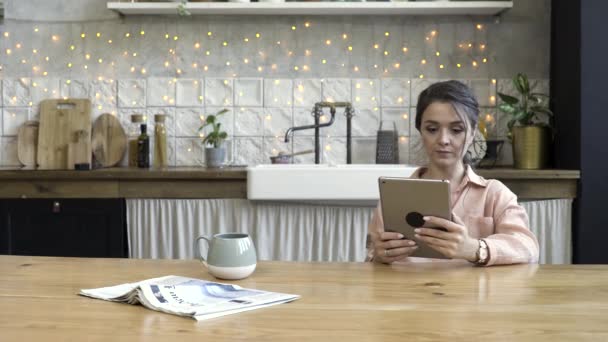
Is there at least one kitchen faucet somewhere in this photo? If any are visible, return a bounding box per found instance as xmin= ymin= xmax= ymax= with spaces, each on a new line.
xmin=284 ymin=101 xmax=354 ymax=164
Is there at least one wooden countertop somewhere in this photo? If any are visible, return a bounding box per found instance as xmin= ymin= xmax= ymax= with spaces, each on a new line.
xmin=0 ymin=166 xmax=579 ymax=199
xmin=0 ymin=166 xmax=579 ymax=180
xmin=1 ymin=255 xmax=607 ymax=342
xmin=0 ymin=166 xmax=247 ymax=180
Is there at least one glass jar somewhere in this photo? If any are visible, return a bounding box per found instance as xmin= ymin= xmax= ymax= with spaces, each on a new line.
xmin=154 ymin=114 xmax=168 ymax=168
xmin=128 ymin=114 xmax=144 ymax=167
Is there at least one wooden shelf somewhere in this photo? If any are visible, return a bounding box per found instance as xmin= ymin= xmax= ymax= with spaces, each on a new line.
xmin=107 ymin=1 xmax=513 ymax=16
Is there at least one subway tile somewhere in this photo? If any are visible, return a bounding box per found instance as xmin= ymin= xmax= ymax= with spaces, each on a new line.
xmin=90 ymin=80 xmax=117 ymax=117
xmin=321 ymin=137 xmax=347 ymax=165
xmin=292 ymin=136 xmax=315 ymax=164
xmin=469 ymin=79 xmax=496 ymax=107
xmin=118 ymin=79 xmax=146 ymax=108
xmin=235 ymin=78 xmax=263 ymax=107
xmin=147 ymin=78 xmax=176 ymax=107
xmin=3 ymin=78 xmax=31 ymax=107
xmin=292 ymin=107 xmax=316 ymax=136
xmin=175 ymin=137 xmax=204 ymax=166
xmin=352 ymin=79 xmax=380 ymax=110
xmin=175 ymin=107 xmax=205 ymax=137
xmin=381 ymin=78 xmax=410 ymax=107
xmin=61 ymin=79 xmax=89 ymax=99
xmin=234 ymin=107 xmax=264 ymax=136
xmin=176 ymin=79 xmax=204 ymax=107
xmin=293 ymin=79 xmax=322 ymax=108
xmin=205 ymin=78 xmax=234 ymax=107
xmin=234 ymin=137 xmax=265 ymax=166
xmin=264 ymin=78 xmax=292 ymax=108
xmin=263 ymin=107 xmax=293 ymax=138
xmin=322 ymin=78 xmax=351 ymax=103
xmin=351 ymin=108 xmax=380 ymax=137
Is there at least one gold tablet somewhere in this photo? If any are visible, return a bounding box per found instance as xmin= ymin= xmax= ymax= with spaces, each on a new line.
xmin=378 ymin=177 xmax=452 ymax=259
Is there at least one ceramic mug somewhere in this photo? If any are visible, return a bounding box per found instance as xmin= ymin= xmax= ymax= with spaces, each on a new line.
xmin=194 ymin=233 xmax=257 ymax=280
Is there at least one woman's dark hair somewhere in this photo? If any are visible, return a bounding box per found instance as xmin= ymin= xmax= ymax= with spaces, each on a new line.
xmin=415 ymin=80 xmax=480 ymax=164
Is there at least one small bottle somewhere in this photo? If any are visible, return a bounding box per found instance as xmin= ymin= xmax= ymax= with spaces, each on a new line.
xmin=128 ymin=114 xmax=144 ymax=167
xmin=137 ymin=124 xmax=150 ymax=168
xmin=154 ymin=114 xmax=168 ymax=168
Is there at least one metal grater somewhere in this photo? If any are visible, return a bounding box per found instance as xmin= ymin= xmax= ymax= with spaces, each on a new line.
xmin=375 ymin=121 xmax=399 ymax=164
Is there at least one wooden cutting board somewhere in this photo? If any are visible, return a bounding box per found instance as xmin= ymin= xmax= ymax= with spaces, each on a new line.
xmin=91 ymin=113 xmax=127 ymax=167
xmin=67 ymin=130 xmax=90 ymax=170
xmin=17 ymin=121 xmax=39 ymax=168
xmin=37 ymin=99 xmax=91 ymax=170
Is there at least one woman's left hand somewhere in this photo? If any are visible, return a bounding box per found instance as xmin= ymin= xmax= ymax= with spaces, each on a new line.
xmin=414 ymin=213 xmax=479 ymax=262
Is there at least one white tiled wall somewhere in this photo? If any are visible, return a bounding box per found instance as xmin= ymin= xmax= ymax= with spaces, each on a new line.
xmin=0 ymin=76 xmax=549 ymax=167
xmin=0 ymin=0 xmax=552 ymax=167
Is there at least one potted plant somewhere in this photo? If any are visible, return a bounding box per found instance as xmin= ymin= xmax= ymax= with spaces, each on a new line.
xmin=199 ymin=109 xmax=229 ymax=168
xmin=497 ymin=73 xmax=554 ymax=169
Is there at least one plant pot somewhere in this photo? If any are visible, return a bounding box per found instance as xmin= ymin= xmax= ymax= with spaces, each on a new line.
xmin=205 ymin=147 xmax=226 ymax=168
xmin=512 ymin=125 xmax=550 ymax=169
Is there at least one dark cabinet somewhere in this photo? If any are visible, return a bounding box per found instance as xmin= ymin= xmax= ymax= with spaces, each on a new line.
xmin=0 ymin=199 xmax=127 ymax=258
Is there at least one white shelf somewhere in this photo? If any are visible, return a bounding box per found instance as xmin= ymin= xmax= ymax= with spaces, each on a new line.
xmin=107 ymin=1 xmax=513 ymax=16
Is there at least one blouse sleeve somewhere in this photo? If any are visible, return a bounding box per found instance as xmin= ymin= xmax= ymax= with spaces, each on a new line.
xmin=484 ymin=180 xmax=540 ymax=266
xmin=366 ymin=202 xmax=384 ymax=262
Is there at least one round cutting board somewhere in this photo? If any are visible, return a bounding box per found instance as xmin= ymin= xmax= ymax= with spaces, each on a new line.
xmin=92 ymin=113 xmax=127 ymax=167
xmin=17 ymin=121 xmax=39 ymax=168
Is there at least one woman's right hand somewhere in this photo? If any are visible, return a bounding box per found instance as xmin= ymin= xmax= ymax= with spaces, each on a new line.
xmin=373 ymin=231 xmax=418 ymax=264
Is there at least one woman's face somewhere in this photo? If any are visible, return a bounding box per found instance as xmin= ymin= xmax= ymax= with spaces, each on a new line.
xmin=419 ymin=102 xmax=473 ymax=169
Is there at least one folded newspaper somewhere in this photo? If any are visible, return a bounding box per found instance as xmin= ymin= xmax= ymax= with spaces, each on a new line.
xmin=79 ymin=275 xmax=300 ymax=321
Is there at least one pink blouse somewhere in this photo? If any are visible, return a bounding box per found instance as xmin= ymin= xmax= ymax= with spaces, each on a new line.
xmin=367 ymin=166 xmax=539 ymax=266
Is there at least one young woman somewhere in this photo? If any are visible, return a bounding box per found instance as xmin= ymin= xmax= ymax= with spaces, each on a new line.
xmin=368 ymin=80 xmax=539 ymax=266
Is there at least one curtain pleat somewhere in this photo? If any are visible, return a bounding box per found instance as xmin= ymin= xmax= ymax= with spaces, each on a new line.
xmin=127 ymin=198 xmax=572 ymax=264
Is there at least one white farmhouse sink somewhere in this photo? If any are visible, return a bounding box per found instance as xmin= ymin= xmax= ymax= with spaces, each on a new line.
xmin=247 ymin=164 xmax=418 ymax=204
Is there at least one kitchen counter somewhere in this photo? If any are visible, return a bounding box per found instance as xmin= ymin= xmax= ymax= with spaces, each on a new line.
xmin=0 ymin=167 xmax=578 ymax=199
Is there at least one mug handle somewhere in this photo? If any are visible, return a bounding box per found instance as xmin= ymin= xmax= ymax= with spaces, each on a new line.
xmin=194 ymin=236 xmax=211 ymax=266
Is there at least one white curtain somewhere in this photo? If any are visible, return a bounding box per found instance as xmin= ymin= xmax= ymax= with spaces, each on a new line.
xmin=521 ymin=199 xmax=572 ymax=264
xmin=127 ymin=198 xmax=572 ymax=264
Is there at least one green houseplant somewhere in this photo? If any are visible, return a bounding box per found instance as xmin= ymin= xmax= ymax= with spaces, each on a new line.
xmin=199 ymin=108 xmax=229 ymax=168
xmin=497 ymin=73 xmax=554 ymax=169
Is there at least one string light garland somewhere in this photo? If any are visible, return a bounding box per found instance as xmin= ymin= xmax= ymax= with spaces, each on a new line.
xmin=3 ymin=21 xmax=489 ymax=79
xmin=0 ymin=20 xmax=495 ymax=157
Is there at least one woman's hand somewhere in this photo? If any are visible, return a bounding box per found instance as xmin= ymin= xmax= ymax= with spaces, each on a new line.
xmin=414 ymin=213 xmax=478 ymax=262
xmin=373 ymin=231 xmax=418 ymax=264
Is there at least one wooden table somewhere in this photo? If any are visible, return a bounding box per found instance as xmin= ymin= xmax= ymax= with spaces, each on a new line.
xmin=0 ymin=167 xmax=578 ymax=199
xmin=1 ymin=256 xmax=606 ymax=341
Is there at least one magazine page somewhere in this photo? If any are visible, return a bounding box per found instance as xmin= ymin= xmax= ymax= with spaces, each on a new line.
xmin=79 ymin=275 xmax=300 ymax=320
xmin=137 ymin=276 xmax=300 ymax=320
xmin=79 ymin=276 xmax=174 ymax=301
